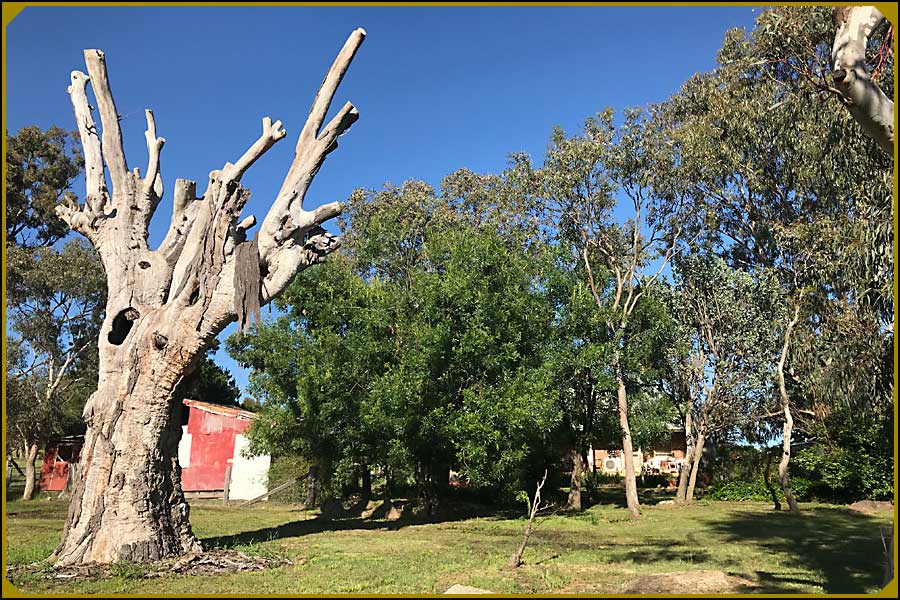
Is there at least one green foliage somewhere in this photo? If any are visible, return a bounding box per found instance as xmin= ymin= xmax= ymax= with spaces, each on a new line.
xmin=5 ymin=126 xmax=83 ymax=249
xmin=230 ymin=181 xmax=565 ymax=498
xmin=793 ymin=406 xmax=894 ymax=501
xmin=176 ymin=340 xmax=242 ymax=408
xmin=5 ymin=126 xmax=103 ymax=452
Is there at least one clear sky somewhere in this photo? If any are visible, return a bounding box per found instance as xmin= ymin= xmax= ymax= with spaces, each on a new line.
xmin=5 ymin=4 xmax=761 ymax=398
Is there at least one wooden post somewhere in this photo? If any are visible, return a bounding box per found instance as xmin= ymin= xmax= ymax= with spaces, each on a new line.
xmin=223 ymin=465 xmax=232 ymax=505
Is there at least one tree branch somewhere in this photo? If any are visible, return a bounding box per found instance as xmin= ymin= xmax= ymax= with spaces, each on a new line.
xmin=258 ymin=28 xmax=366 ymax=264
xmin=832 ymin=6 xmax=894 ymax=153
xmin=83 ymin=49 xmax=129 ymax=192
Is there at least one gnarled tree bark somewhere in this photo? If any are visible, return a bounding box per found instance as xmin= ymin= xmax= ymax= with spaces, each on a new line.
xmin=832 ymin=6 xmax=894 ymax=154
xmin=50 ymin=29 xmax=367 ymax=566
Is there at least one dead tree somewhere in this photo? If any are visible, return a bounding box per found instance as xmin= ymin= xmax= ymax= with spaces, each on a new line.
xmin=49 ymin=29 xmax=367 ymax=566
xmin=508 ymin=470 xmax=549 ymax=569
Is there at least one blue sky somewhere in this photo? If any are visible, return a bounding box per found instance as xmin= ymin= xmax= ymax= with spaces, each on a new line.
xmin=5 ymin=5 xmax=761 ymax=398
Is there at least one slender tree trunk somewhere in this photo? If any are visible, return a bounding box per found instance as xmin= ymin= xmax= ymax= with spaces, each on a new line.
xmin=777 ymin=303 xmax=801 ymax=514
xmin=567 ymin=447 xmax=584 ymax=511
xmin=361 ymin=466 xmax=372 ymax=499
xmin=306 ymin=465 xmax=319 ymax=507
xmin=685 ymin=433 xmax=705 ymax=503
xmin=51 ymin=31 xmax=366 ymax=565
xmin=617 ymin=371 xmax=640 ymax=517
xmin=778 ymin=404 xmax=800 ymax=513
xmin=22 ymin=442 xmax=39 ymax=501
xmin=676 ymin=412 xmax=693 ymax=504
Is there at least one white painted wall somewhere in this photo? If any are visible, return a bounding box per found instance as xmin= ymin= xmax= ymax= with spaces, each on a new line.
xmin=228 ymin=433 xmax=271 ymax=500
xmin=178 ymin=426 xmax=192 ymax=468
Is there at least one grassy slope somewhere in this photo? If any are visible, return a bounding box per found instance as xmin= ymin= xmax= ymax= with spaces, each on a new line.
xmin=4 ymin=495 xmax=894 ymax=595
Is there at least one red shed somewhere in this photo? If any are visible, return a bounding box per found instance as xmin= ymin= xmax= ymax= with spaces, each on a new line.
xmin=179 ymin=399 xmax=271 ymax=500
xmin=38 ymin=400 xmax=270 ymax=501
xmin=39 ymin=436 xmax=83 ymax=492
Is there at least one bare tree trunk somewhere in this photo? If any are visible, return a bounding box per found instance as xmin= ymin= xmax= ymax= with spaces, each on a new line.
xmin=777 ymin=304 xmax=801 ymax=514
xmin=686 ymin=433 xmax=705 ymax=504
xmin=51 ymin=31 xmax=367 ymax=566
xmin=508 ymin=470 xmax=547 ymax=569
xmin=566 ymin=447 xmax=584 ymax=511
xmin=676 ymin=412 xmax=693 ymax=504
xmin=617 ymin=372 xmax=641 ymax=517
xmin=306 ymin=465 xmax=320 ymax=508
xmin=59 ymin=463 xmax=78 ymax=501
xmin=22 ymin=442 xmax=39 ymax=501
xmin=832 ymin=7 xmax=894 ymax=154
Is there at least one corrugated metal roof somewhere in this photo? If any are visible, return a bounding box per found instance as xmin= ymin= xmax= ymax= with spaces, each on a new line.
xmin=182 ymin=399 xmax=258 ymax=420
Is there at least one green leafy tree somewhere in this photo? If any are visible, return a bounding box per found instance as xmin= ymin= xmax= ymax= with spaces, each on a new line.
xmin=5 ymin=126 xmax=103 ymax=501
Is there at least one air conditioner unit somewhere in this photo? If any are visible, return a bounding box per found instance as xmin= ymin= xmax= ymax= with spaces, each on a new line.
xmin=603 ymin=456 xmax=622 ymax=474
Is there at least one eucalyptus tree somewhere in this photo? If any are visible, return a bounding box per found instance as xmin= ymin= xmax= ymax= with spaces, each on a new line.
xmin=232 ymin=177 xmax=562 ymax=513
xmin=47 ymin=30 xmax=368 ymax=566
xmin=667 ymin=254 xmax=779 ymax=504
xmin=527 ymin=109 xmax=689 ymax=517
xmin=651 ymin=8 xmax=893 ymax=509
xmin=6 ymin=126 xmax=104 ymax=500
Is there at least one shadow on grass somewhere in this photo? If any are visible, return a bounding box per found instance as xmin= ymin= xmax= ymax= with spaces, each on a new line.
xmin=703 ymin=506 xmax=892 ymax=594
xmin=201 ymin=500 xmax=520 ymax=549
xmin=586 ymin=486 xmax=677 ymax=508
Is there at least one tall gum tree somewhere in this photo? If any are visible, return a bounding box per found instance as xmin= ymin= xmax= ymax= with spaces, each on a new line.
xmin=49 ymin=29 xmax=367 ymax=566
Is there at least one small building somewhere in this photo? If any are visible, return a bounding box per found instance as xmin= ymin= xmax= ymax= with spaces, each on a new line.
xmin=39 ymin=435 xmax=83 ymax=492
xmin=179 ymin=399 xmax=271 ymax=501
xmin=590 ymin=425 xmax=688 ymax=477
xmin=39 ymin=399 xmax=271 ymax=501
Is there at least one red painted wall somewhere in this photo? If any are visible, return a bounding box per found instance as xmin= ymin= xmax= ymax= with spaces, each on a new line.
xmin=39 ymin=447 xmax=68 ymax=491
xmin=180 ymin=405 xmax=252 ymax=492
xmin=39 ymin=441 xmax=82 ymax=492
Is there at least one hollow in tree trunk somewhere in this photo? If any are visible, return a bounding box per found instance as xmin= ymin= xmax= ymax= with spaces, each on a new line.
xmin=22 ymin=442 xmax=39 ymax=501
xmin=685 ymin=432 xmax=705 ymax=504
xmin=50 ymin=30 xmax=367 ymax=566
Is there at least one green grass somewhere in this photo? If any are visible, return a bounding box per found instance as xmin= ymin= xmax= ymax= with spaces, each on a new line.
xmin=4 ymin=494 xmax=894 ymax=595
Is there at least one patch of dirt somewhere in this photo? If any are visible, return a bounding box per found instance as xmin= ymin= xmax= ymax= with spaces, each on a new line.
xmin=849 ymin=500 xmax=893 ymax=516
xmin=444 ymin=584 xmax=494 ymax=594
xmin=6 ymin=549 xmax=293 ymax=583
xmin=621 ymin=570 xmax=758 ymax=594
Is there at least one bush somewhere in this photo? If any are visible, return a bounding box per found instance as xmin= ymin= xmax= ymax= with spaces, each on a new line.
xmin=265 ymin=453 xmax=314 ymax=504
xmin=708 ymin=477 xmax=814 ymax=502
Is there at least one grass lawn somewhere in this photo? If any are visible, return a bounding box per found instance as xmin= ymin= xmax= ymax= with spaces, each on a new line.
xmin=4 ymin=491 xmax=894 ymax=595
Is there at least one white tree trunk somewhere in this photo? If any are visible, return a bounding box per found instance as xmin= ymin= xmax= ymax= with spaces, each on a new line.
xmin=51 ymin=30 xmax=367 ymax=566
xmin=616 ymin=370 xmax=641 ymax=517
xmin=776 ymin=303 xmax=802 ymax=514
xmin=676 ymin=411 xmax=693 ymax=504
xmin=22 ymin=442 xmax=39 ymax=501
xmin=832 ymin=6 xmax=894 ymax=153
